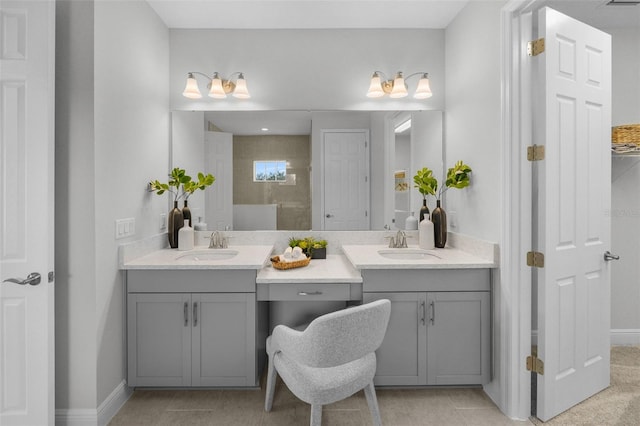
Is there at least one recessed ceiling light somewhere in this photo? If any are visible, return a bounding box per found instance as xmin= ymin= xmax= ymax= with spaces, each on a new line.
xmin=261 ymin=127 xmax=269 ymax=132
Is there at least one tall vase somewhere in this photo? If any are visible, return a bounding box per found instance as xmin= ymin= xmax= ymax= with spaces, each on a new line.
xmin=419 ymin=199 xmax=430 ymax=222
xmin=431 ymin=200 xmax=447 ymax=248
xmin=182 ymin=200 xmax=191 ymax=227
xmin=168 ymin=201 xmax=184 ymax=248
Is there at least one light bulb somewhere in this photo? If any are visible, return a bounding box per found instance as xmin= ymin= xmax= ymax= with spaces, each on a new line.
xmin=232 ymin=73 xmax=251 ymax=99
xmin=414 ymin=73 xmax=433 ymax=99
xmin=366 ymin=72 xmax=385 ymax=98
xmin=389 ymin=72 xmax=408 ymax=98
xmin=208 ymin=73 xmax=227 ymax=99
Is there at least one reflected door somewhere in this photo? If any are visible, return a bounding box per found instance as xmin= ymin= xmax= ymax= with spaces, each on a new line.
xmin=205 ymin=131 xmax=233 ymax=230
xmin=322 ymin=130 xmax=370 ymax=230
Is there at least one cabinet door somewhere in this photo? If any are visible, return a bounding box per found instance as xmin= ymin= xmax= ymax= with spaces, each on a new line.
xmin=127 ymin=293 xmax=192 ymax=387
xmin=426 ymin=291 xmax=490 ymax=385
xmin=192 ymin=293 xmax=257 ymax=386
xmin=364 ymin=292 xmax=427 ymax=386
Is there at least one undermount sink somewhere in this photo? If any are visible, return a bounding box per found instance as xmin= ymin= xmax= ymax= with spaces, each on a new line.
xmin=377 ymin=248 xmax=440 ymax=260
xmin=176 ymin=249 xmax=239 ymax=261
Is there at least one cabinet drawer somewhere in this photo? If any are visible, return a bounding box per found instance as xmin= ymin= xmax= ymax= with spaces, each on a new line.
xmin=262 ymin=283 xmax=351 ymax=301
xmin=127 ymin=269 xmax=256 ymax=293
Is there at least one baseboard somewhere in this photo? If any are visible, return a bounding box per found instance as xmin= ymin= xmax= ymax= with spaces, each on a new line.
xmin=98 ymin=380 xmax=133 ymax=426
xmin=55 ymin=381 xmax=132 ymax=426
xmin=55 ymin=409 xmax=96 ymax=426
xmin=610 ymin=329 xmax=640 ymax=345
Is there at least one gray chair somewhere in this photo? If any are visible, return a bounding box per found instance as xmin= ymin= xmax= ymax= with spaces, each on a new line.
xmin=264 ymin=299 xmax=391 ymax=426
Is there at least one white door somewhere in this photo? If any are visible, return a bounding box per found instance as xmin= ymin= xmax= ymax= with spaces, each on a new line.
xmin=0 ymin=0 xmax=55 ymax=424
xmin=322 ymin=130 xmax=370 ymax=230
xmin=534 ymin=7 xmax=611 ymax=421
xmin=205 ymin=131 xmax=233 ymax=231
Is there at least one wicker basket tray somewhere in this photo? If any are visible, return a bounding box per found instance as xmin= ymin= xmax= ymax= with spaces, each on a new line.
xmin=270 ymin=255 xmax=311 ymax=270
xmin=612 ymin=124 xmax=640 ymax=144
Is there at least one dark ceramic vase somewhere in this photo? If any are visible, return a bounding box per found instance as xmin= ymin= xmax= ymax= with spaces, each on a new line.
xmin=182 ymin=200 xmax=191 ymax=227
xmin=431 ymin=200 xmax=447 ymax=248
xmin=419 ymin=199 xmax=430 ymax=222
xmin=168 ymin=201 xmax=184 ymax=248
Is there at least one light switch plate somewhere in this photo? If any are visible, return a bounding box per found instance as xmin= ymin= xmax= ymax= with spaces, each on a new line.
xmin=159 ymin=213 xmax=167 ymax=231
xmin=115 ymin=218 xmax=136 ymax=240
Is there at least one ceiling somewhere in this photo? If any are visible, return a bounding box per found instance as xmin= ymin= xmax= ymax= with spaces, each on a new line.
xmin=146 ymin=0 xmax=469 ymax=29
xmin=147 ymin=0 xmax=639 ymax=30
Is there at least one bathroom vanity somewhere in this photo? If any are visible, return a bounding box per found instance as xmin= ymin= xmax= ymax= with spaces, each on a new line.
xmin=121 ymin=233 xmax=496 ymax=389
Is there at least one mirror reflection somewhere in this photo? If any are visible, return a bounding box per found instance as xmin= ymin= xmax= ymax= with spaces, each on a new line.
xmin=171 ymin=110 xmax=443 ymax=231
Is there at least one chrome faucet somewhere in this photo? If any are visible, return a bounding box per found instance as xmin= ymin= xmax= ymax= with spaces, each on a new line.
xmin=395 ymin=230 xmax=408 ymax=248
xmin=386 ymin=230 xmax=408 ymax=248
xmin=209 ymin=231 xmax=228 ymax=249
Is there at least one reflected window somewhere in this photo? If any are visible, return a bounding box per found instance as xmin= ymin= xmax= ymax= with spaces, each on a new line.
xmin=253 ymin=160 xmax=287 ymax=182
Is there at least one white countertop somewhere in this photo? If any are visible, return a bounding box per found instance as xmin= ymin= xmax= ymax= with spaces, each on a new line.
xmin=121 ymin=245 xmax=274 ymax=270
xmin=257 ymin=255 xmax=362 ymax=284
xmin=342 ymin=244 xmax=496 ymax=269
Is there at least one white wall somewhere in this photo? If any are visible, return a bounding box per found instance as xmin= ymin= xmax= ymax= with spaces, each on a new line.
xmin=169 ymin=29 xmax=445 ymax=112
xmin=608 ymin=26 xmax=640 ymax=339
xmin=55 ymin=0 xmax=98 ymax=411
xmin=56 ymin=0 xmax=170 ymax=416
xmin=443 ymin=0 xmax=506 ymax=411
xmin=444 ymin=1 xmax=504 ymax=243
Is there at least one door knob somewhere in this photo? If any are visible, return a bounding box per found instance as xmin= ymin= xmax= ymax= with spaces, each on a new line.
xmin=3 ymin=272 xmax=42 ymax=286
xmin=325 ymin=214 xmax=334 ymax=218
xmin=604 ymin=251 xmax=620 ymax=262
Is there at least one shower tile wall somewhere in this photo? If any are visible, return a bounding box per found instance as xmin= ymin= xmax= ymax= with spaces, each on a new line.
xmin=233 ymin=135 xmax=311 ymax=230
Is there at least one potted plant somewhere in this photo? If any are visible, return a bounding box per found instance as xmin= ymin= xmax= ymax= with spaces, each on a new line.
xmin=413 ymin=167 xmax=438 ymax=221
xmin=181 ymin=172 xmax=215 ymax=225
xmin=150 ymin=168 xmax=215 ymax=248
xmin=431 ymin=160 xmax=472 ymax=248
xmin=288 ymin=237 xmax=328 ymax=259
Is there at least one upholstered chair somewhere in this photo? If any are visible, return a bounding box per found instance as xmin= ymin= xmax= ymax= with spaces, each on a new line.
xmin=264 ymin=299 xmax=391 ymax=426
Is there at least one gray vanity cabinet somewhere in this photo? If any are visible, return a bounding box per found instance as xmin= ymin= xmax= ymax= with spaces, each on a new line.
xmin=126 ymin=270 xmax=259 ymax=388
xmin=362 ymin=269 xmax=491 ymax=386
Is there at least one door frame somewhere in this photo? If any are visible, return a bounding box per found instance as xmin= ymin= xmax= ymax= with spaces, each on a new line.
xmin=499 ymin=0 xmax=541 ymax=420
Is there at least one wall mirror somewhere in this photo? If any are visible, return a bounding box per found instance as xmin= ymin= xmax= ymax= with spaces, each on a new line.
xmin=171 ymin=110 xmax=443 ymax=231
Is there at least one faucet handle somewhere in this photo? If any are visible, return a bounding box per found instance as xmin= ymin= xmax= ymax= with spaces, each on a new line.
xmin=385 ymin=236 xmax=396 ymax=248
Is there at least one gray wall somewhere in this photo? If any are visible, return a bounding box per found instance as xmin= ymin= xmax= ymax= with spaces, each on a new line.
xmin=56 ymin=0 xmax=170 ymax=414
xmin=609 ymin=26 xmax=640 ymax=337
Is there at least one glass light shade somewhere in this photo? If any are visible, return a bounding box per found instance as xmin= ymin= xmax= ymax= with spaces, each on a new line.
xmin=232 ymin=74 xmax=251 ymax=99
xmin=182 ymin=74 xmax=202 ymax=99
xmin=414 ymin=74 xmax=433 ymax=99
xmin=366 ymin=73 xmax=385 ymax=98
xmin=389 ymin=73 xmax=408 ymax=98
xmin=208 ymin=74 xmax=227 ymax=99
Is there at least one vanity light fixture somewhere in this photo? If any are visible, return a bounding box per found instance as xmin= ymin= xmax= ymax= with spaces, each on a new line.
xmin=182 ymin=71 xmax=251 ymax=99
xmin=366 ymin=71 xmax=432 ymax=99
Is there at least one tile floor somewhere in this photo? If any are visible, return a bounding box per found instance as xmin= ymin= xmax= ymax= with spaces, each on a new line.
xmin=109 ymin=378 xmax=531 ymax=425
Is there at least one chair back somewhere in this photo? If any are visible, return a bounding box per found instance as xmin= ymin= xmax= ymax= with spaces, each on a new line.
xmin=296 ymin=299 xmax=391 ymax=368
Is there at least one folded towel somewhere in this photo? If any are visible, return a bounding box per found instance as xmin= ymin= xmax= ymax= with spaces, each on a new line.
xmin=292 ymin=246 xmax=303 ymax=259
xmin=278 ymin=254 xmax=296 ymax=263
xmin=283 ymin=246 xmax=293 ymax=259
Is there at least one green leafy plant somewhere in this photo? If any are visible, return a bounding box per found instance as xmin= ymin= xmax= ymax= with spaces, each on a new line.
xmin=183 ymin=172 xmax=216 ymax=199
xmin=413 ymin=167 xmax=438 ymax=200
xmin=437 ymin=160 xmax=472 ymax=200
xmin=288 ymin=236 xmax=328 ymax=257
xmin=149 ymin=168 xmax=215 ymax=201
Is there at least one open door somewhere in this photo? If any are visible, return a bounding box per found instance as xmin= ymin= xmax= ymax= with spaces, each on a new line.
xmin=533 ymin=7 xmax=612 ymax=421
xmin=0 ymin=0 xmax=55 ymax=424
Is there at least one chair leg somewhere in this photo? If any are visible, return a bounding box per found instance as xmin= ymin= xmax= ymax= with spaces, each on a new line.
xmin=264 ymin=355 xmax=277 ymax=412
xmin=364 ymin=381 xmax=383 ymax=426
xmin=310 ymin=404 xmax=322 ymax=426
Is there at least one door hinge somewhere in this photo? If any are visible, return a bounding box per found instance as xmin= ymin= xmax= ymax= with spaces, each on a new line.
xmin=527 ymin=251 xmax=545 ymax=268
xmin=526 ymin=346 xmax=545 ymax=375
xmin=528 ymin=38 xmax=545 ymax=56
xmin=527 ymin=144 xmax=545 ymax=161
